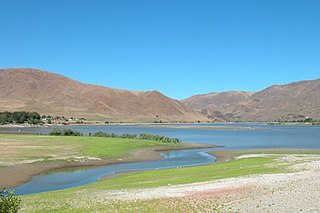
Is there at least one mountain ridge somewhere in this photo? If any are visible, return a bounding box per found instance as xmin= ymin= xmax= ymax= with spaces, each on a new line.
xmin=182 ymin=78 xmax=320 ymax=121
xmin=0 ymin=68 xmax=205 ymax=122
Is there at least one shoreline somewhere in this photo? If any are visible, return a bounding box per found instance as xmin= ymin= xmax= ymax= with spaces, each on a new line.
xmin=208 ymin=148 xmax=320 ymax=163
xmin=148 ymin=124 xmax=264 ymax=130
xmin=0 ymin=123 xmax=266 ymax=131
xmin=94 ymin=147 xmax=320 ymax=187
xmin=3 ymin=146 xmax=316 ymax=189
xmin=1 ymin=122 xmax=319 ymax=129
xmin=0 ymin=143 xmax=217 ymax=189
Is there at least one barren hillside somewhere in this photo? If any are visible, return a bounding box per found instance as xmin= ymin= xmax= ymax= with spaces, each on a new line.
xmin=182 ymin=79 xmax=320 ymax=121
xmin=0 ymin=68 xmax=205 ymax=122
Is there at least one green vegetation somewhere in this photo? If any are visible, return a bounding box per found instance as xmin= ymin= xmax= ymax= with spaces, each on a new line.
xmin=4 ymin=135 xmax=320 ymax=212
xmin=19 ymin=150 xmax=315 ymax=212
xmin=294 ymin=118 xmax=320 ymax=125
xmin=91 ymin=131 xmax=181 ymax=143
xmin=20 ymin=156 xmax=277 ymax=212
xmin=0 ymin=134 xmax=184 ymax=165
xmin=83 ymin=157 xmax=279 ymax=190
xmin=47 ymin=129 xmax=181 ymax=143
xmin=0 ymin=189 xmax=21 ymax=213
xmin=21 ymin=194 xmax=222 ymax=213
xmin=269 ymin=117 xmax=320 ymax=126
xmin=0 ymin=111 xmax=41 ymax=125
xmin=49 ymin=129 xmax=83 ymax=136
xmin=0 ymin=111 xmax=87 ymax=126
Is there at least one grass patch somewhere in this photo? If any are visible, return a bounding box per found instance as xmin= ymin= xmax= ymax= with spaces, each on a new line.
xmin=83 ymin=157 xmax=279 ymax=190
xmin=0 ymin=134 xmax=184 ymax=165
xmin=19 ymin=151 xmax=296 ymax=212
xmin=21 ymin=195 xmax=223 ymax=213
xmin=5 ymin=137 xmax=320 ymax=212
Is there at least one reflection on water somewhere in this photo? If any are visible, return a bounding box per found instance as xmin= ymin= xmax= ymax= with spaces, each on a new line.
xmin=4 ymin=123 xmax=320 ymax=195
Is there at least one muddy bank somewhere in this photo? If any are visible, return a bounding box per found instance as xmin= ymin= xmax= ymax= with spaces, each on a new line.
xmin=0 ymin=143 xmax=216 ymax=189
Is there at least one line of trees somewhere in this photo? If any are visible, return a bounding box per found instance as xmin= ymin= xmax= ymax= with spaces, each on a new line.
xmin=273 ymin=118 xmax=320 ymax=125
xmin=0 ymin=111 xmax=41 ymax=125
xmin=291 ymin=118 xmax=319 ymax=124
xmin=47 ymin=129 xmax=181 ymax=143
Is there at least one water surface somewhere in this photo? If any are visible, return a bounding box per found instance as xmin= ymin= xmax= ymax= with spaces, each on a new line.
xmin=13 ymin=148 xmax=215 ymax=195
xmin=4 ymin=123 xmax=320 ymax=195
xmin=2 ymin=123 xmax=320 ymax=149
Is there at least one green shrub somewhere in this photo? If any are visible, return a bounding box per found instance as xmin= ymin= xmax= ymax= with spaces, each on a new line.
xmin=49 ymin=129 xmax=82 ymax=136
xmin=49 ymin=128 xmax=63 ymax=136
xmin=48 ymin=129 xmax=181 ymax=143
xmin=0 ymin=189 xmax=21 ymax=213
xmin=90 ymin=132 xmax=181 ymax=143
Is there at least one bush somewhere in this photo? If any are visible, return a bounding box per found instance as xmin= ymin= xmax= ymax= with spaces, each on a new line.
xmin=90 ymin=132 xmax=181 ymax=143
xmin=47 ymin=129 xmax=181 ymax=143
xmin=139 ymin=133 xmax=181 ymax=143
xmin=61 ymin=129 xmax=82 ymax=136
xmin=0 ymin=189 xmax=21 ymax=213
xmin=49 ymin=128 xmax=63 ymax=136
xmin=49 ymin=129 xmax=83 ymax=136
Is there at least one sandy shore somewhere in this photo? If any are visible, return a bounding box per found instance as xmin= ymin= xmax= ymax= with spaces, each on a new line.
xmin=101 ymin=170 xmax=320 ymax=212
xmin=0 ymin=143 xmax=215 ymax=189
xmin=95 ymin=149 xmax=320 ymax=212
xmin=209 ymin=148 xmax=320 ymax=163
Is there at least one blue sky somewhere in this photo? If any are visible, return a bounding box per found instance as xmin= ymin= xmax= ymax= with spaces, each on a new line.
xmin=0 ymin=0 xmax=319 ymax=99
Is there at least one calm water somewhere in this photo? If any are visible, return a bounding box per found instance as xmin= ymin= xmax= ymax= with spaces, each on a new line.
xmin=13 ymin=148 xmax=215 ymax=195
xmin=3 ymin=123 xmax=320 ymax=195
xmin=2 ymin=123 xmax=320 ymax=149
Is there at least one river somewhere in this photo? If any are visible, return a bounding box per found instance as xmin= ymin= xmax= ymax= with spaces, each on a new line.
xmin=2 ymin=123 xmax=319 ymax=195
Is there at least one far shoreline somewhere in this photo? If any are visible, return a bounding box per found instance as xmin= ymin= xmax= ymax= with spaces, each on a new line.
xmin=0 ymin=122 xmax=269 ymax=131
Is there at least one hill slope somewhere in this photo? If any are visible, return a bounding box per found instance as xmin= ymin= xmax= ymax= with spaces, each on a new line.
xmin=0 ymin=68 xmax=205 ymax=122
xmin=182 ymin=79 xmax=320 ymax=121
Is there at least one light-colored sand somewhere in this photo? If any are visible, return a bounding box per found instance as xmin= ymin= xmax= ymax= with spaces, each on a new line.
xmin=95 ymin=153 xmax=320 ymax=212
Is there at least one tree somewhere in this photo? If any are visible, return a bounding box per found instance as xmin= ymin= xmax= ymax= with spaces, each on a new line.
xmin=0 ymin=189 xmax=21 ymax=213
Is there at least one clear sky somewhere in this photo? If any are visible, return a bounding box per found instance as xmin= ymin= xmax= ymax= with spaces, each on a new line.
xmin=1 ymin=0 xmax=319 ymax=99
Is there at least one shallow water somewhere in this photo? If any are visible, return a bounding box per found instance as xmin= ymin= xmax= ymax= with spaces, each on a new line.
xmin=13 ymin=148 xmax=215 ymax=195
xmin=4 ymin=123 xmax=320 ymax=195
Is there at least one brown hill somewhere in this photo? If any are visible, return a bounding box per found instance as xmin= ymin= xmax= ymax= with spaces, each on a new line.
xmin=182 ymin=79 xmax=320 ymax=121
xmin=183 ymin=91 xmax=253 ymax=112
xmin=0 ymin=68 xmax=205 ymax=122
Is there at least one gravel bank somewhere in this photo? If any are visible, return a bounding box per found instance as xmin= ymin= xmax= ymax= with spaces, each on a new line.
xmin=98 ymin=153 xmax=320 ymax=212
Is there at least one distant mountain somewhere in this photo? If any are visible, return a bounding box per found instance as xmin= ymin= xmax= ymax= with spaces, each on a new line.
xmin=0 ymin=68 xmax=205 ymax=122
xmin=182 ymin=79 xmax=320 ymax=121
